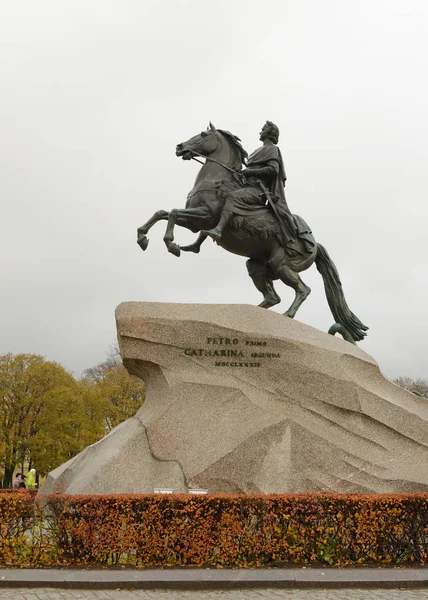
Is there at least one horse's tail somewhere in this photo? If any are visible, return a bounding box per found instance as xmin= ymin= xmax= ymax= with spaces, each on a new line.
xmin=315 ymin=243 xmax=368 ymax=342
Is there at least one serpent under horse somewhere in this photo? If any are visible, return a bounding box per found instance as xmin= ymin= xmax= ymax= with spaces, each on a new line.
xmin=137 ymin=123 xmax=368 ymax=343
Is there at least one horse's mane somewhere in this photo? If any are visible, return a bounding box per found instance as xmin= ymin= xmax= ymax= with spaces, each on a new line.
xmin=217 ymin=129 xmax=248 ymax=169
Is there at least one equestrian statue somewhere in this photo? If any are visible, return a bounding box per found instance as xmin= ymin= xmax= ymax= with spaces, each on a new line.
xmin=137 ymin=121 xmax=368 ymax=344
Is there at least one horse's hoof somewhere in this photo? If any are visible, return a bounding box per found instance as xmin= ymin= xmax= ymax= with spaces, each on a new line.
xmin=168 ymin=243 xmax=181 ymax=257
xmin=259 ymin=297 xmax=281 ymax=309
xmin=137 ymin=235 xmax=149 ymax=251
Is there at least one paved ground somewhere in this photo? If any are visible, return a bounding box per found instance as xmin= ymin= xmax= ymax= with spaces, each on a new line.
xmin=2 ymin=589 xmax=428 ymax=599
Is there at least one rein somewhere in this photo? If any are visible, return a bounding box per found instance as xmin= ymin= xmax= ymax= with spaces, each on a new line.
xmin=191 ymin=152 xmax=241 ymax=176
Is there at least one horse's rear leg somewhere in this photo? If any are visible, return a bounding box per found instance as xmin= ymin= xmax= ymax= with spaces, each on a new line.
xmin=246 ymin=258 xmax=281 ymax=309
xmin=269 ymin=248 xmax=311 ymax=318
xmin=137 ymin=210 xmax=169 ymax=251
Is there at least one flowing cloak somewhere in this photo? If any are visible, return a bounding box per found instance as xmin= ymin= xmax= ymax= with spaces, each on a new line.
xmin=224 ymin=144 xmax=315 ymax=251
xmin=247 ymin=144 xmax=288 ymax=201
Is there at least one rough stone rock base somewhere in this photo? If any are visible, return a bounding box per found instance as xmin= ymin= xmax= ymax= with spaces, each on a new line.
xmin=40 ymin=302 xmax=428 ymax=495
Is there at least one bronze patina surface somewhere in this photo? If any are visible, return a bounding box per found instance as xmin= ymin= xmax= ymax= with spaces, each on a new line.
xmin=137 ymin=122 xmax=368 ymax=343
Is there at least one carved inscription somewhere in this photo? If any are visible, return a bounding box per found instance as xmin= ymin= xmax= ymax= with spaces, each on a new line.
xmin=184 ymin=337 xmax=281 ymax=368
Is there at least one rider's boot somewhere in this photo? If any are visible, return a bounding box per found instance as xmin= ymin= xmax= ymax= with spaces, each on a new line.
xmin=202 ymin=210 xmax=233 ymax=241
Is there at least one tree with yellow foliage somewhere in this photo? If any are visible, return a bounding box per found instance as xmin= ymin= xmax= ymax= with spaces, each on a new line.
xmin=82 ymin=345 xmax=146 ymax=432
xmin=0 ymin=348 xmax=145 ymax=487
xmin=0 ymin=353 xmax=87 ymax=486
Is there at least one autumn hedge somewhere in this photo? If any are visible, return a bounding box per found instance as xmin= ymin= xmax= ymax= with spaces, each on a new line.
xmin=1 ymin=492 xmax=428 ymax=567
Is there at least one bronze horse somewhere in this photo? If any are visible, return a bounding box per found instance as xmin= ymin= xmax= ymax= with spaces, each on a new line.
xmin=137 ymin=124 xmax=368 ymax=343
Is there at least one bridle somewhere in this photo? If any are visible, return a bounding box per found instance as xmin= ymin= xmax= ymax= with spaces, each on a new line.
xmin=184 ymin=130 xmax=242 ymax=175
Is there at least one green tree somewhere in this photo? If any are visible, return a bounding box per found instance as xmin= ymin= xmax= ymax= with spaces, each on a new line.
xmin=0 ymin=349 xmax=146 ymax=487
xmin=0 ymin=353 xmax=81 ymax=486
xmin=26 ymin=382 xmax=106 ymax=476
xmin=82 ymin=346 xmax=146 ymax=432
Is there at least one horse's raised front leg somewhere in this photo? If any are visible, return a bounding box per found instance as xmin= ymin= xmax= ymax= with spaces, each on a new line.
xmin=180 ymin=232 xmax=208 ymax=254
xmin=137 ymin=210 xmax=169 ymax=251
xmin=163 ymin=207 xmax=211 ymax=257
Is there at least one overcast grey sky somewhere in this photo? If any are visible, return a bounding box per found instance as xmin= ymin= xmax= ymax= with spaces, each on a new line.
xmin=1 ymin=0 xmax=427 ymax=379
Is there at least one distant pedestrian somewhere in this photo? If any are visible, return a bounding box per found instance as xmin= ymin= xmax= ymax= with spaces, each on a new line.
xmin=26 ymin=468 xmax=36 ymax=489
xmin=12 ymin=473 xmax=22 ymax=489
xmin=18 ymin=473 xmax=26 ymax=489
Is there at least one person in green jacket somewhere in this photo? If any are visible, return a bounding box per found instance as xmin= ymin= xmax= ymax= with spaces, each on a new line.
xmin=26 ymin=468 xmax=36 ymax=489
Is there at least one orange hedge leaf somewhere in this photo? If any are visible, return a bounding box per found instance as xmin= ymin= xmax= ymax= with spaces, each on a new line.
xmin=1 ymin=492 xmax=428 ymax=567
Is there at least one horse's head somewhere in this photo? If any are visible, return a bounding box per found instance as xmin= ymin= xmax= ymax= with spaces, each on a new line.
xmin=176 ymin=122 xmax=220 ymax=161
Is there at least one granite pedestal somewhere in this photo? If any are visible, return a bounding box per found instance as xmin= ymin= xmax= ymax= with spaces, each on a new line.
xmin=40 ymin=303 xmax=428 ymax=494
